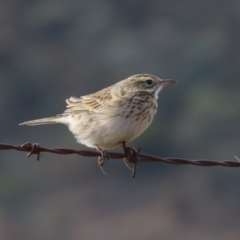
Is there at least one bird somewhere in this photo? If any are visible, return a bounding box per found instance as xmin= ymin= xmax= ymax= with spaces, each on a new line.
xmin=19 ymin=74 xmax=176 ymax=167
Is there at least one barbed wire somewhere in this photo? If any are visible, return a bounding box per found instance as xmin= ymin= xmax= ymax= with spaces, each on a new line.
xmin=0 ymin=142 xmax=239 ymax=178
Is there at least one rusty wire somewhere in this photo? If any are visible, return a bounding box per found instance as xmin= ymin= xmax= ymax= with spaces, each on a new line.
xmin=0 ymin=142 xmax=240 ymax=177
xmin=0 ymin=142 xmax=239 ymax=166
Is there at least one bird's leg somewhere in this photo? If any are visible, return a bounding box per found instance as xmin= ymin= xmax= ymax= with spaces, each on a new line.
xmin=122 ymin=141 xmax=133 ymax=171
xmin=95 ymin=145 xmax=109 ymax=175
xmin=122 ymin=141 xmax=141 ymax=178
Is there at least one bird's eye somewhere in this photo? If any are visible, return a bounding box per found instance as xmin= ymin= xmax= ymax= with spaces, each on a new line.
xmin=146 ymin=79 xmax=153 ymax=86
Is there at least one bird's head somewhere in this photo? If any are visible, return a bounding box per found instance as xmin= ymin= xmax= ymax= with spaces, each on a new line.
xmin=122 ymin=74 xmax=176 ymax=100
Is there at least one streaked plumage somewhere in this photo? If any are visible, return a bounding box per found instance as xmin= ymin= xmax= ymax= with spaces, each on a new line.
xmin=19 ymin=74 xmax=176 ymax=150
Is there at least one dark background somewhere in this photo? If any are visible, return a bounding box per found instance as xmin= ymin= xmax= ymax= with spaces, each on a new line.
xmin=0 ymin=0 xmax=240 ymax=239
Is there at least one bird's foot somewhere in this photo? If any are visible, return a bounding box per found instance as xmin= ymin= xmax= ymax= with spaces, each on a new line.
xmin=95 ymin=145 xmax=109 ymax=175
xmin=122 ymin=142 xmax=141 ymax=178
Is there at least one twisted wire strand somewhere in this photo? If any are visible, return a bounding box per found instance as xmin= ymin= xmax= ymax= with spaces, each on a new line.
xmin=0 ymin=142 xmax=239 ymax=167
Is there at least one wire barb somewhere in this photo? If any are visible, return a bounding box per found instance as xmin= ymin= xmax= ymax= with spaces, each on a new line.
xmin=21 ymin=142 xmax=41 ymax=161
xmin=0 ymin=142 xmax=240 ymax=178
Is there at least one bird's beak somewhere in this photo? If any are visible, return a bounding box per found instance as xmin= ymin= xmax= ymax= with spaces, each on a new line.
xmin=161 ymin=79 xmax=177 ymax=85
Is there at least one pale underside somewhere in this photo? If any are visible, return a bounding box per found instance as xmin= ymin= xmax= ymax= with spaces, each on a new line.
xmin=56 ymin=84 xmax=158 ymax=149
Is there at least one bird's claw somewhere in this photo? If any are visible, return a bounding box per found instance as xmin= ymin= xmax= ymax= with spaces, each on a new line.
xmin=95 ymin=145 xmax=109 ymax=175
xmin=98 ymin=149 xmax=109 ymax=167
xmin=122 ymin=142 xmax=141 ymax=178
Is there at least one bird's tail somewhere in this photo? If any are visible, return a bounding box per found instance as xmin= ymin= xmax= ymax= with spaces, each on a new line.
xmin=19 ymin=116 xmax=60 ymax=126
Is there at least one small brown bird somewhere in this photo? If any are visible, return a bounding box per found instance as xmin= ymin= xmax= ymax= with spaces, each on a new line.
xmin=19 ymin=74 xmax=176 ymax=165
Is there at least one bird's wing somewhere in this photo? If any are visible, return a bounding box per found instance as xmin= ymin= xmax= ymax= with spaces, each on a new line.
xmin=64 ymin=96 xmax=86 ymax=112
xmin=64 ymin=86 xmax=124 ymax=115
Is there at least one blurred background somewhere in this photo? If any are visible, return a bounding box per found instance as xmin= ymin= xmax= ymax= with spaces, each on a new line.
xmin=0 ymin=0 xmax=240 ymax=239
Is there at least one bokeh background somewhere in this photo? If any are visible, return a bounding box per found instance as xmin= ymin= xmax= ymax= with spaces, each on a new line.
xmin=1 ymin=0 xmax=240 ymax=239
